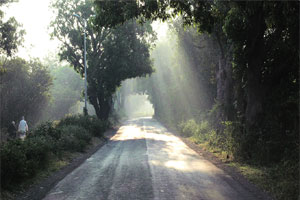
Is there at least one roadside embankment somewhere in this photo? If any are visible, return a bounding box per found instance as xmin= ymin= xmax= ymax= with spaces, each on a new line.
xmin=0 ymin=115 xmax=116 ymax=200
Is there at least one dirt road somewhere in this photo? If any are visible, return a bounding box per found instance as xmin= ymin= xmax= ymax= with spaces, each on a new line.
xmin=43 ymin=117 xmax=261 ymax=200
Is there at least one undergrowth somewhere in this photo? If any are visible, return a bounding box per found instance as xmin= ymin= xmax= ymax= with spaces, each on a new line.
xmin=178 ymin=118 xmax=299 ymax=200
xmin=0 ymin=114 xmax=109 ymax=192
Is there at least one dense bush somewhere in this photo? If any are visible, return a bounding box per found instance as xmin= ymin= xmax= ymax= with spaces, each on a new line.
xmin=32 ymin=121 xmax=61 ymax=140
xmin=179 ymin=119 xmax=213 ymax=142
xmin=27 ymin=121 xmax=61 ymax=155
xmin=58 ymin=125 xmax=91 ymax=152
xmin=23 ymin=136 xmax=51 ymax=174
xmin=0 ymin=136 xmax=51 ymax=188
xmin=0 ymin=140 xmax=28 ymax=188
xmin=57 ymin=115 xmax=109 ymax=137
xmin=218 ymin=121 xmax=244 ymax=158
xmin=0 ymin=114 xmax=109 ymax=189
xmin=179 ymin=119 xmax=244 ymax=158
xmin=178 ymin=119 xmax=199 ymax=137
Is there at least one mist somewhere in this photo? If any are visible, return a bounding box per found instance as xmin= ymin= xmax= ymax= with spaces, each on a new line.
xmin=114 ymin=20 xmax=214 ymax=125
xmin=124 ymin=94 xmax=154 ymax=118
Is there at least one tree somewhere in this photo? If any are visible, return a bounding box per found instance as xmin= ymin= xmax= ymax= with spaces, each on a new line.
xmin=129 ymin=22 xmax=219 ymax=126
xmin=223 ymin=1 xmax=299 ymax=129
xmin=0 ymin=0 xmax=24 ymax=57
xmin=223 ymin=2 xmax=299 ymax=162
xmin=50 ymin=0 xmax=155 ymax=120
xmin=0 ymin=57 xmax=52 ymax=128
xmin=94 ymin=1 xmax=299 ymax=162
xmin=94 ymin=0 xmax=298 ymax=119
xmin=94 ymin=1 xmax=235 ymax=124
xmin=44 ymin=65 xmax=84 ymax=120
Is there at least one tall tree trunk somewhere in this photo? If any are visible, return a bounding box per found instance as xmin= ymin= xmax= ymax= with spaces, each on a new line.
xmin=245 ymin=3 xmax=266 ymax=130
xmin=215 ymin=32 xmax=234 ymax=123
xmin=89 ymin=95 xmax=101 ymax=118
xmin=99 ymin=96 xmax=112 ymax=120
xmin=216 ymin=54 xmax=234 ymax=121
xmin=245 ymin=57 xmax=264 ymax=128
xmin=216 ymin=55 xmax=226 ymax=121
xmin=224 ymin=56 xmax=234 ymax=121
xmin=89 ymin=88 xmax=111 ymax=121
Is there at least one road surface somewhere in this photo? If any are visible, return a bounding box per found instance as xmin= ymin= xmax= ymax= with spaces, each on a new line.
xmin=43 ymin=117 xmax=260 ymax=200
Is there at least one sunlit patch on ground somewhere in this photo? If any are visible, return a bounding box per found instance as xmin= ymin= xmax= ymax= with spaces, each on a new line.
xmin=143 ymin=123 xmax=222 ymax=174
xmin=141 ymin=117 xmax=254 ymax=200
xmin=111 ymin=123 xmax=144 ymax=141
xmin=43 ymin=117 xmax=258 ymax=200
xmin=112 ymin=118 xmax=224 ymax=174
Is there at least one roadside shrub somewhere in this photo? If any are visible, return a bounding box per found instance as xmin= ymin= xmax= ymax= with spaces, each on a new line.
xmin=196 ymin=120 xmax=211 ymax=141
xmin=32 ymin=121 xmax=61 ymax=140
xmin=57 ymin=125 xmax=92 ymax=152
xmin=28 ymin=121 xmax=61 ymax=155
xmin=0 ymin=114 xmax=109 ymax=190
xmin=0 ymin=140 xmax=27 ymax=187
xmin=179 ymin=119 xmax=239 ymax=155
xmin=0 ymin=136 xmax=52 ymax=188
xmin=22 ymin=136 xmax=51 ymax=174
xmin=57 ymin=115 xmax=109 ymax=137
xmin=179 ymin=119 xmax=213 ymax=144
xmin=216 ymin=121 xmax=235 ymax=155
xmin=58 ymin=115 xmax=89 ymax=128
xmin=90 ymin=119 xmax=110 ymax=137
xmin=178 ymin=119 xmax=199 ymax=137
xmin=205 ymin=129 xmax=219 ymax=147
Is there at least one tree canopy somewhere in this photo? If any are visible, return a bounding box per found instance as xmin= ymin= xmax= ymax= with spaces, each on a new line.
xmin=43 ymin=64 xmax=84 ymax=120
xmin=94 ymin=0 xmax=299 ymax=127
xmin=50 ymin=0 xmax=155 ymax=120
xmin=0 ymin=57 xmax=52 ymax=127
xmin=0 ymin=0 xmax=24 ymax=57
xmin=95 ymin=1 xmax=299 ymax=166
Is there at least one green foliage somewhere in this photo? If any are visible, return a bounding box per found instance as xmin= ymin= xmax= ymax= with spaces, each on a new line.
xmin=28 ymin=121 xmax=61 ymax=155
xmin=223 ymin=1 xmax=299 ymax=132
xmin=179 ymin=119 xmax=215 ymax=144
xmin=57 ymin=114 xmax=109 ymax=137
xmin=0 ymin=57 xmax=52 ymax=128
xmin=271 ymin=161 xmax=299 ymax=200
xmin=220 ymin=121 xmax=239 ymax=158
xmin=50 ymin=0 xmax=155 ymax=120
xmin=0 ymin=0 xmax=25 ymax=56
xmin=32 ymin=121 xmax=61 ymax=140
xmin=0 ymin=114 xmax=109 ymax=189
xmin=22 ymin=136 xmax=51 ymax=175
xmin=0 ymin=136 xmax=51 ymax=188
xmin=95 ymin=2 xmax=299 ymax=198
xmin=230 ymin=160 xmax=299 ymax=200
xmin=43 ymin=64 xmax=84 ymax=120
xmin=58 ymin=125 xmax=91 ymax=152
xmin=96 ymin=0 xmax=299 ymax=164
xmin=179 ymin=119 xmax=199 ymax=137
xmin=179 ymin=118 xmax=242 ymax=159
xmin=0 ymin=140 xmax=28 ymax=188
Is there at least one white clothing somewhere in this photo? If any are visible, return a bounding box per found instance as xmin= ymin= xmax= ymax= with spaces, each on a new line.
xmin=18 ymin=119 xmax=28 ymax=132
xmin=19 ymin=131 xmax=26 ymax=140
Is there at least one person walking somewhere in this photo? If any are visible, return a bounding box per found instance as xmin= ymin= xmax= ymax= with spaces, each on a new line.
xmin=7 ymin=121 xmax=17 ymax=140
xmin=18 ymin=116 xmax=28 ymax=140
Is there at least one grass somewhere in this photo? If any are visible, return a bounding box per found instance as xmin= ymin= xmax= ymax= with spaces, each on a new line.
xmin=191 ymin=138 xmax=231 ymax=162
xmin=189 ymin=138 xmax=299 ymax=200
xmin=156 ymin=119 xmax=299 ymax=200
xmin=228 ymin=162 xmax=299 ymax=200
